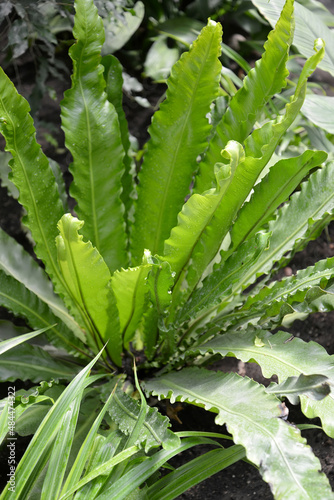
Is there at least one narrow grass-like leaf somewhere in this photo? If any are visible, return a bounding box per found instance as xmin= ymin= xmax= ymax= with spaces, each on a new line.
xmin=0 ymin=326 xmax=50 ymax=354
xmin=61 ymin=0 xmax=127 ymax=272
xmin=131 ymin=21 xmax=222 ymax=262
xmin=0 ymin=68 xmax=65 ymax=292
xmin=56 ymin=214 xmax=121 ymax=365
xmin=197 ymin=330 xmax=334 ymax=437
xmin=145 ymin=368 xmax=334 ymax=499
xmin=147 ymin=445 xmax=245 ymax=500
xmin=195 ymin=0 xmax=294 ymax=193
xmin=41 ymin=393 xmax=82 ymax=499
xmin=0 ymin=349 xmax=104 ymax=499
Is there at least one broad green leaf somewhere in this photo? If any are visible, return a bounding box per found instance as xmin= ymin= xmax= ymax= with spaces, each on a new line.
xmin=61 ymin=0 xmax=127 ymax=273
xmin=109 ymin=389 xmax=180 ymax=452
xmin=226 ymin=150 xmax=327 ymax=258
xmin=0 ymin=342 xmax=80 ymax=382
xmin=101 ymin=1 xmax=144 ymax=55
xmin=147 ymin=445 xmax=246 ymax=500
xmin=144 ymin=37 xmax=179 ymax=81
xmin=266 ymin=374 xmax=330 ymax=404
xmin=251 ymin=0 xmax=334 ymax=76
xmin=195 ymin=0 xmax=294 ymax=193
xmin=197 ymin=330 xmax=334 ymax=438
xmin=0 ymin=67 xmax=65 ymax=293
xmin=0 ymin=227 xmax=84 ymax=344
xmin=0 ymin=270 xmax=84 ymax=351
xmin=56 ymin=214 xmax=121 ymax=365
xmin=0 ymin=349 xmax=104 ymax=499
xmin=110 ymin=260 xmax=151 ymax=347
xmin=302 ymin=95 xmax=334 ymax=134
xmin=0 ymin=150 xmax=18 ymax=199
xmin=131 ymin=20 xmax=223 ymax=263
xmin=156 ymin=17 xmax=204 ymax=47
xmin=145 ymin=368 xmax=334 ymax=499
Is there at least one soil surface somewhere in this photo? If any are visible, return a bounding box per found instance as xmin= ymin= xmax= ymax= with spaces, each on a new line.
xmin=1 ymin=9 xmax=334 ymax=498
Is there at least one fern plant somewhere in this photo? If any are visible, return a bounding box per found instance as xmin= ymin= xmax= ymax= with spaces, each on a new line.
xmin=0 ymin=0 xmax=334 ymax=497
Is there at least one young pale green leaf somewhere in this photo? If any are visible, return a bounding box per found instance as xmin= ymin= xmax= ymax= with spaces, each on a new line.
xmin=61 ymin=0 xmax=127 ymax=273
xmin=163 ymin=142 xmax=244 ymax=297
xmin=0 ymin=342 xmax=80 ymax=382
xmin=0 ymin=227 xmax=84 ymax=346
xmin=197 ymin=330 xmax=334 ymax=438
xmin=110 ymin=261 xmax=151 ymax=347
xmin=251 ymin=0 xmax=334 ymax=76
xmin=109 ymin=389 xmax=180 ymax=453
xmin=145 ymin=368 xmax=334 ymax=499
xmin=131 ymin=20 xmax=223 ymax=263
xmin=195 ymin=0 xmax=294 ymax=193
xmin=56 ymin=214 xmax=121 ymax=365
xmin=147 ymin=445 xmax=246 ymax=500
xmin=266 ymin=374 xmax=330 ymax=404
xmin=226 ymin=150 xmax=327 ymax=258
xmin=0 ymin=349 xmax=104 ymax=499
xmin=0 ymin=68 xmax=65 ymax=293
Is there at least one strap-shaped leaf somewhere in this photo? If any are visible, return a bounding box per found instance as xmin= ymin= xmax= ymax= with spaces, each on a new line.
xmin=251 ymin=0 xmax=334 ymax=76
xmin=56 ymin=214 xmax=121 ymax=365
xmin=239 ymin=162 xmax=334 ymax=286
xmin=226 ymin=150 xmax=327 ymax=259
xmin=109 ymin=389 xmax=180 ymax=452
xmin=0 ymin=68 xmax=65 ymax=292
xmin=197 ymin=330 xmax=334 ymax=438
xmin=102 ymin=55 xmax=133 ymax=228
xmin=0 ymin=326 xmax=52 ymax=355
xmin=163 ymin=143 xmax=243 ymax=295
xmin=236 ymin=256 xmax=334 ymax=328
xmin=61 ymin=0 xmax=127 ymax=273
xmin=195 ymin=0 xmax=294 ymax=193
xmin=145 ymin=367 xmax=334 ymax=499
xmin=177 ymin=231 xmax=270 ymax=324
xmin=131 ymin=20 xmax=222 ymax=263
xmin=0 ymin=227 xmax=84 ymax=344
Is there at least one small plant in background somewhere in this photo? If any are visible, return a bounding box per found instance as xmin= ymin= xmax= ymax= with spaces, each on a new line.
xmin=0 ymin=0 xmax=334 ymax=498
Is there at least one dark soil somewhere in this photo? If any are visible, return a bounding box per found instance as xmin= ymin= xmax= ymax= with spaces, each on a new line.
xmin=1 ymin=24 xmax=334 ymax=500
